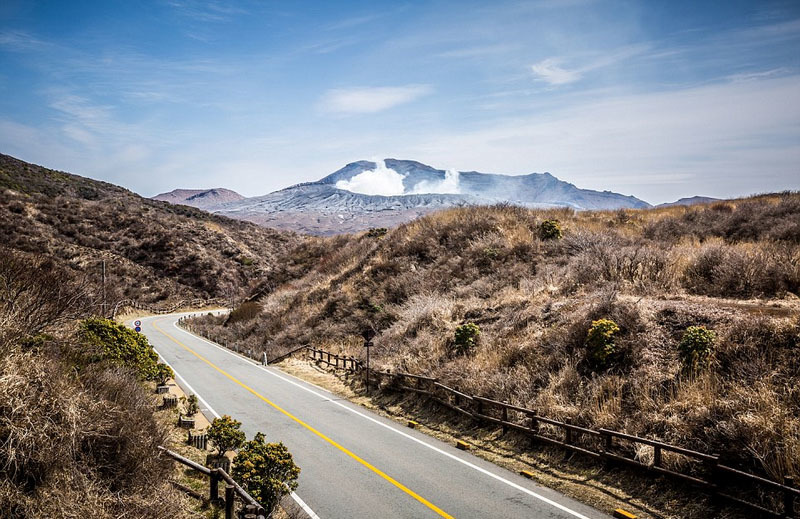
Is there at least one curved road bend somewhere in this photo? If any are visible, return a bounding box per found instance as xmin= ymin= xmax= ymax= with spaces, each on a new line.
xmin=137 ymin=313 xmax=611 ymax=519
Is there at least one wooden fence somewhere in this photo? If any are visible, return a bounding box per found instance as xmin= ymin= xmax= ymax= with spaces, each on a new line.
xmin=305 ymin=347 xmax=797 ymax=519
xmin=159 ymin=446 xmax=268 ymax=519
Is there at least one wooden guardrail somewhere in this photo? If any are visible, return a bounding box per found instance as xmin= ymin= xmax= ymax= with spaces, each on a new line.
xmin=159 ymin=446 xmax=268 ymax=519
xmin=303 ymin=345 xmax=798 ymax=519
xmin=112 ymin=298 xmax=224 ymax=318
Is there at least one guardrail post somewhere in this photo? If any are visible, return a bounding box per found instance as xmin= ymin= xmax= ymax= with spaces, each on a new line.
xmin=335 ymin=354 xmax=339 ymax=369
xmin=784 ymin=476 xmax=795 ymax=519
xmin=225 ymin=484 xmax=235 ymax=519
xmin=501 ymin=406 xmax=509 ymax=435
xmin=210 ymin=468 xmax=220 ymax=505
xmin=653 ymin=445 xmax=662 ymax=468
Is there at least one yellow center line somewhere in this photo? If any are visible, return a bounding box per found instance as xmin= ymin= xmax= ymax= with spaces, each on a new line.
xmin=152 ymin=318 xmax=455 ymax=519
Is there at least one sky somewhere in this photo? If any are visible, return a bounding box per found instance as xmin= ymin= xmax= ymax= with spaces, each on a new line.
xmin=0 ymin=0 xmax=798 ymax=204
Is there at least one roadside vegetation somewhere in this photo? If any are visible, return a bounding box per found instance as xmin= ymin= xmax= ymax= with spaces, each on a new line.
xmin=0 ymin=247 xmax=299 ymax=517
xmin=189 ymin=192 xmax=800 ymax=490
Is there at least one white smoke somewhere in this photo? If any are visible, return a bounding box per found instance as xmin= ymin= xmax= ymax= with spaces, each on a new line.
xmin=335 ymin=160 xmax=461 ymax=196
xmin=410 ymin=169 xmax=460 ymax=194
xmin=335 ymin=161 xmax=407 ymax=196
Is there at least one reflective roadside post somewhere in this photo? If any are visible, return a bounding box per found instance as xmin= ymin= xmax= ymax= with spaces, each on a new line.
xmin=362 ymin=329 xmax=376 ymax=395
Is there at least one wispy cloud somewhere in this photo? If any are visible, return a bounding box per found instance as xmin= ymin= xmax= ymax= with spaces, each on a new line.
xmin=531 ymin=44 xmax=650 ymax=86
xmin=319 ymin=85 xmax=433 ymax=115
xmin=165 ymin=0 xmax=248 ymax=23
xmin=530 ymin=58 xmax=582 ymax=85
xmin=0 ymin=30 xmax=49 ymax=52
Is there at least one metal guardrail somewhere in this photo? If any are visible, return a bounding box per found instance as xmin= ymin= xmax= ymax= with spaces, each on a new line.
xmin=304 ymin=346 xmax=797 ymax=518
xmin=159 ymin=446 xmax=268 ymax=519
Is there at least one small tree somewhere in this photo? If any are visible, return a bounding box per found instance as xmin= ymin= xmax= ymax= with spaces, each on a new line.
xmin=586 ymin=319 xmax=620 ymax=369
xmin=208 ymin=415 xmax=246 ymax=456
xmin=453 ymin=322 xmax=480 ymax=355
xmin=233 ymin=432 xmax=300 ymax=514
xmin=678 ymin=326 xmax=716 ymax=369
xmin=154 ymin=363 xmax=173 ymax=386
xmin=184 ymin=394 xmax=199 ymax=416
xmin=539 ymin=219 xmax=563 ymax=240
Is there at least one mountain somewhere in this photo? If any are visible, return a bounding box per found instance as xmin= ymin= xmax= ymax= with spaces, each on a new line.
xmin=152 ymin=187 xmax=243 ymax=210
xmin=213 ymin=159 xmax=651 ymax=235
xmin=0 ymin=153 xmax=301 ymax=305
xmin=657 ymin=196 xmax=719 ymax=208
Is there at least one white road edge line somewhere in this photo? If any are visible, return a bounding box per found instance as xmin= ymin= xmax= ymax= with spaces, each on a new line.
xmin=139 ymin=316 xmax=321 ymax=519
xmin=169 ymin=317 xmax=594 ymax=519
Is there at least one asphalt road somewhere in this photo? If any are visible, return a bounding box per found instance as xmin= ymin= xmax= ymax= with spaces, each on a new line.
xmin=137 ymin=313 xmax=612 ymax=519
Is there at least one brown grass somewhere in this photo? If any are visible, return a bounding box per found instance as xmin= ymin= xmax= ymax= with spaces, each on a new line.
xmin=189 ymin=193 xmax=800 ymax=497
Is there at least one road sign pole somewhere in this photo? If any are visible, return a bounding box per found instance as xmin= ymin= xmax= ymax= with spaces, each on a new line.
xmin=361 ymin=329 xmax=375 ymax=396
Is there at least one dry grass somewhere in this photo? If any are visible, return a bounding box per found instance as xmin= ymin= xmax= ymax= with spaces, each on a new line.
xmin=189 ymin=193 xmax=800 ymax=496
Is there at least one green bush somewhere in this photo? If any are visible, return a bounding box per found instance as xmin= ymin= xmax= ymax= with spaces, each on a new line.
xmin=678 ymin=326 xmax=716 ymax=369
xmin=185 ymin=394 xmax=199 ymax=416
xmin=539 ymin=219 xmax=563 ymax=240
xmin=154 ymin=363 xmax=173 ymax=386
xmin=453 ymin=322 xmax=480 ymax=355
xmin=232 ymin=432 xmax=300 ymax=514
xmin=586 ymin=319 xmax=620 ymax=369
xmin=208 ymin=415 xmax=246 ymax=455
xmin=79 ymin=318 xmax=159 ymax=380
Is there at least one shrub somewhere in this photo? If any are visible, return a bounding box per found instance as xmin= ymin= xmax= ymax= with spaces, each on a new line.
xmin=453 ymin=322 xmax=480 ymax=355
xmin=232 ymin=432 xmax=300 ymax=514
xmin=585 ymin=319 xmax=620 ymax=369
xmin=678 ymin=326 xmax=716 ymax=369
xmin=208 ymin=415 xmax=246 ymax=455
xmin=367 ymin=227 xmax=388 ymax=238
xmin=185 ymin=394 xmax=199 ymax=416
xmin=79 ymin=318 xmax=159 ymax=380
xmin=539 ymin=219 xmax=563 ymax=240
xmin=154 ymin=363 xmax=173 ymax=386
xmin=227 ymin=301 xmax=262 ymax=325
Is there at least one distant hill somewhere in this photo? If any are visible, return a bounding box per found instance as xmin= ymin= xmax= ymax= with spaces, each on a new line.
xmin=657 ymin=196 xmax=720 ymax=208
xmin=153 ymin=188 xmax=243 ymax=210
xmin=0 ymin=153 xmax=301 ymax=305
xmin=211 ymin=159 xmax=651 ymax=235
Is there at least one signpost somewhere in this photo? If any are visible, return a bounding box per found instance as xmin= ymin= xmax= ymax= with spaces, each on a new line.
xmin=361 ymin=329 xmax=376 ymax=394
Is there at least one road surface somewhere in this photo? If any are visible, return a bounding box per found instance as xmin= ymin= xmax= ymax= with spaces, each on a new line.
xmin=138 ymin=312 xmax=611 ymax=519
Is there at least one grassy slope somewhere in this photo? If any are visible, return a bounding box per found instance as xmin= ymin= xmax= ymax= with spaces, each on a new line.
xmin=192 ymin=194 xmax=800 ymax=488
xmin=0 ymin=153 xmax=303 ymax=306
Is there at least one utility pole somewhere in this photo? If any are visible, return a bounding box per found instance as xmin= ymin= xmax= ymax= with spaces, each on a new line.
xmin=101 ymin=259 xmax=107 ymax=318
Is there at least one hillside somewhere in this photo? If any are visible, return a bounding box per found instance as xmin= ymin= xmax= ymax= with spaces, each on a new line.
xmin=152 ymin=188 xmax=244 ymax=210
xmin=195 ymin=159 xmax=651 ymax=235
xmin=0 ymin=153 xmax=303 ymax=307
xmin=189 ymin=193 xmax=800 ymax=503
xmin=657 ymin=196 xmax=719 ymax=207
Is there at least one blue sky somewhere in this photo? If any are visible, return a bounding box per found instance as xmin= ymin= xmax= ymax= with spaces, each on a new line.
xmin=1 ymin=0 xmax=798 ymax=203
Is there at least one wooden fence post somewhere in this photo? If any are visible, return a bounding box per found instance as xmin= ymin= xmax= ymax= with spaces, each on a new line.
xmin=225 ymin=484 xmax=234 ymax=519
xmin=653 ymin=445 xmax=662 ymax=468
xmin=210 ymin=468 xmax=220 ymax=505
xmin=784 ymin=476 xmax=795 ymax=519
